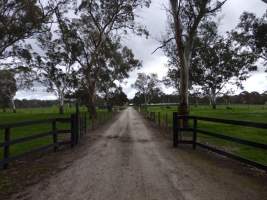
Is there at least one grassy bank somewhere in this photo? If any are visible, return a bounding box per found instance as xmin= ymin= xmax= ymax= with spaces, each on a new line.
xmin=0 ymin=106 xmax=113 ymax=159
xmin=145 ymin=104 xmax=267 ymax=166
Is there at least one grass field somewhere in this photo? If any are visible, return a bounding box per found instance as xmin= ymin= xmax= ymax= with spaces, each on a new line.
xmin=145 ymin=104 xmax=267 ymax=166
xmin=0 ymin=106 xmax=112 ymax=160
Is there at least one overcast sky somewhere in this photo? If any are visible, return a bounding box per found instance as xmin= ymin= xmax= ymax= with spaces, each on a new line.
xmin=16 ymin=0 xmax=267 ymax=100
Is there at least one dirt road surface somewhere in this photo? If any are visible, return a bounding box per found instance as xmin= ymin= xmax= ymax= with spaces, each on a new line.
xmin=11 ymin=108 xmax=267 ymax=200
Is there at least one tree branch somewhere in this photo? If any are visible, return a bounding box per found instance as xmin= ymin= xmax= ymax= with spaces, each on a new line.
xmin=152 ymin=37 xmax=175 ymax=54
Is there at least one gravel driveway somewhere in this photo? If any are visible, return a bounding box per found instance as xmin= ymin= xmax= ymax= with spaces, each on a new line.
xmin=11 ymin=107 xmax=267 ymax=200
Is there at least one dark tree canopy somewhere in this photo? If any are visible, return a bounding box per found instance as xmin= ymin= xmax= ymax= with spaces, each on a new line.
xmin=232 ymin=11 xmax=267 ymax=68
xmin=0 ymin=0 xmax=56 ymax=59
xmin=0 ymin=69 xmax=17 ymax=112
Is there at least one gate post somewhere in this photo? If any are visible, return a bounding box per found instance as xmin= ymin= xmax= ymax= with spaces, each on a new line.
xmin=76 ymin=113 xmax=79 ymax=145
xmin=52 ymin=120 xmax=58 ymax=152
xmin=173 ymin=112 xmax=178 ymax=147
xmin=70 ymin=114 xmax=75 ymax=148
xmin=158 ymin=112 xmax=161 ymax=127
xmin=193 ymin=118 xmax=197 ymax=149
xmin=3 ymin=128 xmax=10 ymax=169
xmin=84 ymin=114 xmax=87 ymax=134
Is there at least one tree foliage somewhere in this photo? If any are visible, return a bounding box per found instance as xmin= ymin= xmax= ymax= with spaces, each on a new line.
xmin=161 ymin=0 xmax=227 ymax=115
xmin=232 ymin=10 xmax=267 ymax=68
xmin=0 ymin=69 xmax=17 ymax=112
xmin=132 ymin=73 xmax=162 ymax=105
xmin=33 ymin=15 xmax=78 ymax=114
xmin=0 ymin=0 xmax=56 ymax=59
xmin=53 ymin=0 xmax=148 ymax=117
xmin=191 ymin=22 xmax=257 ymax=109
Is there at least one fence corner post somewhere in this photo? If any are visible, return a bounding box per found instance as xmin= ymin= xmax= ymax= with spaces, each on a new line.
xmin=173 ymin=112 xmax=178 ymax=148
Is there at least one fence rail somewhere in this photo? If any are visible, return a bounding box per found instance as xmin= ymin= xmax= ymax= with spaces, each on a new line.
xmin=172 ymin=114 xmax=267 ymax=171
xmin=142 ymin=110 xmax=267 ymax=172
xmin=0 ymin=113 xmax=88 ymax=169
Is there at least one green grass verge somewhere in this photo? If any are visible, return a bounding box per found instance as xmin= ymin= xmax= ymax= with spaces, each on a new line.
xmin=0 ymin=106 xmax=113 ymax=160
xmin=145 ymin=104 xmax=267 ymax=166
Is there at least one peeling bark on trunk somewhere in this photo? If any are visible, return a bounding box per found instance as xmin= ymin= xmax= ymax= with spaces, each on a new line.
xmin=170 ymin=0 xmax=190 ymax=118
xmin=178 ymin=52 xmax=190 ymax=117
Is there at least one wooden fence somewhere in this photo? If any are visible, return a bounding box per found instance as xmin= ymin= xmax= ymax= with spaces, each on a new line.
xmin=173 ymin=113 xmax=267 ymax=172
xmin=143 ymin=111 xmax=172 ymax=134
xmin=142 ymin=110 xmax=267 ymax=172
xmin=0 ymin=113 xmax=87 ymax=169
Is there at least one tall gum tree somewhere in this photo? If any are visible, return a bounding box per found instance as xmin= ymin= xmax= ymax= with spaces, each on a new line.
xmin=191 ymin=22 xmax=257 ymax=109
xmin=163 ymin=0 xmax=227 ymax=116
xmin=132 ymin=73 xmax=161 ymax=105
xmin=55 ymin=0 xmax=150 ymax=119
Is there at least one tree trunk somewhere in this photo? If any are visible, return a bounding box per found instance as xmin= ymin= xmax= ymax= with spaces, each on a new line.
xmin=170 ymin=0 xmax=190 ymax=117
xmin=11 ymin=99 xmax=16 ymax=113
xmin=178 ymin=49 xmax=191 ymax=119
xmin=59 ymin=95 xmax=64 ymax=114
xmin=88 ymin=80 xmax=97 ymax=121
xmin=210 ymin=88 xmax=217 ymax=109
xmin=59 ymin=105 xmax=64 ymax=114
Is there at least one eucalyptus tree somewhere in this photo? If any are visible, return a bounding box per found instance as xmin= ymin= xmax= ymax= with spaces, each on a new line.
xmin=55 ymin=0 xmax=149 ymax=118
xmin=0 ymin=0 xmax=58 ymax=60
xmin=109 ymin=87 xmax=128 ymax=107
xmin=192 ymin=23 xmax=257 ymax=109
xmin=232 ymin=11 xmax=267 ymax=69
xmin=103 ymin=86 xmax=128 ymax=111
xmin=157 ymin=0 xmax=227 ymax=116
xmin=95 ymin=39 xmax=141 ymax=110
xmin=132 ymin=73 xmax=161 ymax=105
xmin=33 ymin=18 xmax=78 ymax=114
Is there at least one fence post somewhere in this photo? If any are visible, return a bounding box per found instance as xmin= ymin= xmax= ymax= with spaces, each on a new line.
xmin=52 ymin=120 xmax=58 ymax=152
xmin=3 ymin=128 xmax=10 ymax=169
xmin=71 ymin=114 xmax=77 ymax=147
xmin=193 ymin=118 xmax=197 ymax=149
xmin=70 ymin=114 xmax=75 ymax=148
xmin=173 ymin=112 xmax=178 ymax=147
xmin=76 ymin=113 xmax=79 ymax=144
xmin=79 ymin=115 xmax=82 ymax=137
xmin=158 ymin=112 xmax=161 ymax=127
xmin=84 ymin=114 xmax=87 ymax=134
xmin=165 ymin=113 xmax=168 ymax=129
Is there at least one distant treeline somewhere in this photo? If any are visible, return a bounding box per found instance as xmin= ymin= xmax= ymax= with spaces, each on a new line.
xmin=13 ymin=99 xmax=59 ymax=108
xmin=131 ymin=91 xmax=267 ymax=106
